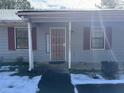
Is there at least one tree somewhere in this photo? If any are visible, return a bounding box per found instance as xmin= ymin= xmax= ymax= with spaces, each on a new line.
xmin=95 ymin=0 xmax=122 ymax=9
xmin=116 ymin=0 xmax=124 ymax=9
xmin=0 ymin=0 xmax=32 ymax=9
xmin=101 ymin=0 xmax=118 ymax=8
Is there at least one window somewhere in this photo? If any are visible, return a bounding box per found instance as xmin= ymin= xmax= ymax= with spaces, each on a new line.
xmin=16 ymin=28 xmax=28 ymax=49
xmin=91 ymin=30 xmax=104 ymax=49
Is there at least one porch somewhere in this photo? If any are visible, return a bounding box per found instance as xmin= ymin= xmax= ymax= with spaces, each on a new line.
xmin=17 ymin=11 xmax=75 ymax=71
xmin=16 ymin=10 xmax=124 ymax=71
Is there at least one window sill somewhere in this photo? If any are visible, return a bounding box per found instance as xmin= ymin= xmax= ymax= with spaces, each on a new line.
xmin=90 ymin=48 xmax=105 ymax=51
xmin=16 ymin=48 xmax=28 ymax=49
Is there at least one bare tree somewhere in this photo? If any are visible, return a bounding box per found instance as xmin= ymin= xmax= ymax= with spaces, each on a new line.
xmin=96 ymin=0 xmax=121 ymax=9
xmin=0 ymin=0 xmax=32 ymax=9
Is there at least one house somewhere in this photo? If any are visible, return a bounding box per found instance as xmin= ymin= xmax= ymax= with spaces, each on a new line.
xmin=0 ymin=9 xmax=124 ymax=71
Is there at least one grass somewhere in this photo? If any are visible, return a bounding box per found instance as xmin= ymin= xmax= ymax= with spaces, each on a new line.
xmin=0 ymin=62 xmax=47 ymax=78
xmin=69 ymin=69 xmax=101 ymax=74
xmin=0 ymin=61 xmax=102 ymax=78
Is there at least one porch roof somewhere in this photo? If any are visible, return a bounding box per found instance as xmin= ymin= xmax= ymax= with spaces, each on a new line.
xmin=0 ymin=9 xmax=24 ymax=24
xmin=17 ymin=10 xmax=124 ymax=22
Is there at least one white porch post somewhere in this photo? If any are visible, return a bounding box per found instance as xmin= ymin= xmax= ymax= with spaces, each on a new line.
xmin=68 ymin=22 xmax=72 ymax=69
xmin=28 ymin=22 xmax=34 ymax=71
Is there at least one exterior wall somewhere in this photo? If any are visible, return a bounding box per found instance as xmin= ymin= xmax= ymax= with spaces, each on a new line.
xmin=0 ymin=21 xmax=124 ymax=71
xmin=0 ymin=25 xmax=29 ymax=62
xmin=0 ymin=23 xmax=69 ymax=63
xmin=71 ymin=21 xmax=124 ymax=70
xmin=35 ymin=21 xmax=124 ymax=71
xmin=34 ymin=22 xmax=69 ymax=62
xmin=35 ymin=22 xmax=124 ymax=63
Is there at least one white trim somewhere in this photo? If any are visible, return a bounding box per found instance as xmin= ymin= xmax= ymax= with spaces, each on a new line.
xmin=49 ymin=27 xmax=66 ymax=62
xmin=90 ymin=29 xmax=105 ymax=50
xmin=17 ymin=10 xmax=124 ymax=17
xmin=14 ymin=27 xmax=16 ymax=50
xmin=65 ymin=27 xmax=67 ymax=62
xmin=50 ymin=27 xmax=66 ymax=29
xmin=46 ymin=33 xmax=50 ymax=53
xmin=68 ymin=22 xmax=72 ymax=69
xmin=14 ymin=26 xmax=28 ymax=29
xmin=27 ymin=22 xmax=34 ymax=71
xmin=50 ymin=28 xmax=51 ymax=61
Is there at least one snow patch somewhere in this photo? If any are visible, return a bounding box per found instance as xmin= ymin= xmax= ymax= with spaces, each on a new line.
xmin=0 ymin=65 xmax=18 ymax=71
xmin=0 ymin=71 xmax=41 ymax=93
xmin=71 ymin=74 xmax=124 ymax=85
xmin=95 ymin=74 xmax=104 ymax=79
xmin=119 ymin=74 xmax=124 ymax=80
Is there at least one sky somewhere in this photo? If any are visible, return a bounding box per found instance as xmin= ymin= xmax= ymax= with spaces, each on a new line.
xmin=27 ymin=0 xmax=101 ymax=9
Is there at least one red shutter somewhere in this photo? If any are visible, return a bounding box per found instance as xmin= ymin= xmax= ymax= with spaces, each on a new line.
xmin=32 ymin=27 xmax=37 ymax=50
xmin=83 ymin=27 xmax=90 ymax=50
xmin=105 ymin=27 xmax=112 ymax=50
xmin=8 ymin=27 xmax=15 ymax=50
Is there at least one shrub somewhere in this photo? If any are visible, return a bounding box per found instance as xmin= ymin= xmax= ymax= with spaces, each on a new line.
xmin=101 ymin=61 xmax=119 ymax=79
xmin=0 ymin=56 xmax=4 ymax=62
xmin=16 ymin=56 xmax=24 ymax=62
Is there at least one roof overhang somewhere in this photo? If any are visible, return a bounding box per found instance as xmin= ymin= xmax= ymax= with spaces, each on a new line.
xmin=17 ymin=10 xmax=124 ymax=22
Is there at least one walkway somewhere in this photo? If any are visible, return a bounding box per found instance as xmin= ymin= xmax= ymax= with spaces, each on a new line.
xmin=38 ymin=70 xmax=74 ymax=93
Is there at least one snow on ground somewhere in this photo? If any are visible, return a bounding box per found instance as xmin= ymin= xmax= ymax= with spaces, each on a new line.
xmin=71 ymin=74 xmax=124 ymax=85
xmin=0 ymin=66 xmax=41 ymax=93
xmin=119 ymin=74 xmax=124 ymax=79
xmin=0 ymin=65 xmax=18 ymax=71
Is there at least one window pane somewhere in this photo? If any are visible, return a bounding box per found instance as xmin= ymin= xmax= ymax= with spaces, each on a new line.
xmin=16 ymin=28 xmax=28 ymax=49
xmin=92 ymin=31 xmax=104 ymax=38
xmin=16 ymin=28 xmax=27 ymax=32
xmin=16 ymin=39 xmax=28 ymax=48
xmin=91 ymin=31 xmax=104 ymax=49
xmin=16 ymin=28 xmax=28 ymax=38
xmin=92 ymin=38 xmax=104 ymax=49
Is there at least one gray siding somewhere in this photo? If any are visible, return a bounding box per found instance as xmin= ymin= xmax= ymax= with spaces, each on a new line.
xmin=0 ymin=26 xmax=29 ymax=62
xmin=34 ymin=22 xmax=69 ymax=62
xmin=0 ymin=21 xmax=124 ymax=66
xmin=71 ymin=21 xmax=124 ymax=63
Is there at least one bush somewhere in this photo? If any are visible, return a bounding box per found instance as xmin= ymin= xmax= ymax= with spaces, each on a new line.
xmin=0 ymin=56 xmax=4 ymax=62
xmin=16 ymin=56 xmax=24 ymax=62
xmin=101 ymin=61 xmax=119 ymax=79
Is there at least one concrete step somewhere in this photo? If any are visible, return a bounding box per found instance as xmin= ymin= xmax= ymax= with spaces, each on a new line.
xmin=48 ymin=63 xmax=69 ymax=73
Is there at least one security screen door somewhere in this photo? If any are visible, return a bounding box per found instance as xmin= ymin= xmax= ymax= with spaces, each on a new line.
xmin=50 ymin=28 xmax=66 ymax=62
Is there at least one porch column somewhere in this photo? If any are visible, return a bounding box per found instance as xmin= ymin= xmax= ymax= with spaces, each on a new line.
xmin=68 ymin=22 xmax=72 ymax=69
xmin=28 ymin=22 xmax=34 ymax=71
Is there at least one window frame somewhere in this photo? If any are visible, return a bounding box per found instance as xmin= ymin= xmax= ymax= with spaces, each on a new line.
xmin=90 ymin=28 xmax=105 ymax=50
xmin=15 ymin=27 xmax=28 ymax=49
xmin=45 ymin=33 xmax=50 ymax=53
